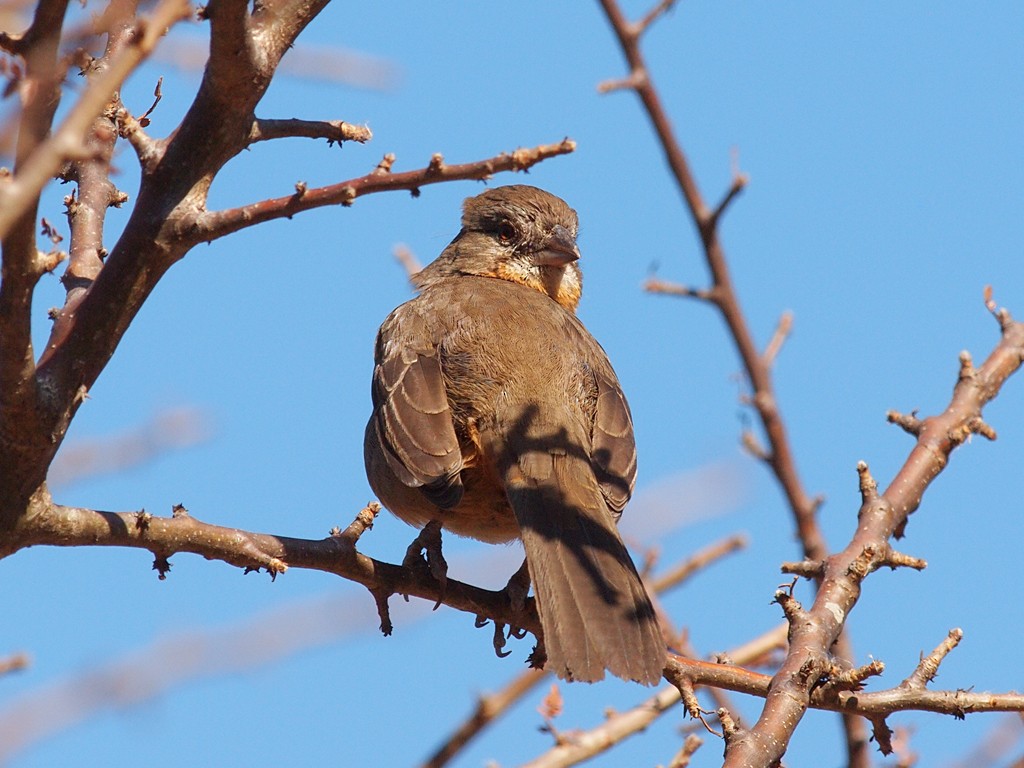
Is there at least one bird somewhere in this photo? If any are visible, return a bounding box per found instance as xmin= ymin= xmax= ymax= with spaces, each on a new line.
xmin=364 ymin=184 xmax=666 ymax=685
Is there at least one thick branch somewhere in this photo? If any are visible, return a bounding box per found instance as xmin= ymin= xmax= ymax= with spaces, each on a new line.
xmin=61 ymin=0 xmax=139 ymax=294
xmin=3 ymin=500 xmax=541 ymax=637
xmin=0 ymin=0 xmax=71 ymax=416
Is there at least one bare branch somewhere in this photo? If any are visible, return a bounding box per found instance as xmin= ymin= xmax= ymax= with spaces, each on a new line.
xmin=3 ymin=498 xmax=542 ymax=637
xmin=887 ymin=409 xmax=923 ymax=436
xmin=709 ymin=170 xmax=748 ymax=231
xmin=423 ymin=533 xmax=748 ymax=768
xmin=727 ymin=317 xmax=1024 ymax=766
xmin=421 ymin=669 xmax=548 ymax=768
xmin=521 ymin=682 xmax=687 ymax=768
xmin=741 ymin=429 xmax=771 ymax=463
xmin=523 ymin=626 xmax=788 ymax=768
xmin=780 ymin=558 xmax=825 ymax=579
xmin=903 ymin=628 xmax=963 ymax=690
xmin=59 ymin=0 xmax=141 ymax=299
xmin=0 ymin=652 xmax=29 ymax=677
xmin=666 ymin=734 xmax=704 ymax=768
xmin=333 ymin=502 xmax=379 ymax=545
xmin=193 ymin=139 xmax=577 ymax=243
xmin=393 ymin=243 xmax=422 ymax=283
xmin=643 ymin=276 xmax=718 ymax=302
xmin=597 ymin=0 xmax=827 ymax=567
xmin=838 ymin=683 xmax=1024 ymax=721
xmin=829 ymin=659 xmax=886 ymax=691
xmin=762 ymin=311 xmax=793 ymax=369
xmin=0 ymin=0 xmax=192 ymax=240
xmin=114 ymin=93 xmax=161 ymax=167
xmin=635 ymin=0 xmax=678 ymax=37
xmin=597 ymin=7 xmax=1024 ymax=765
xmin=648 ymin=533 xmax=747 ymax=594
xmin=595 ymin=3 xmax=885 ymax=760
xmin=0 ymin=0 xmax=71 ymax=417
xmin=248 ymin=117 xmax=372 ymax=145
xmin=881 ymin=549 xmax=927 ymax=571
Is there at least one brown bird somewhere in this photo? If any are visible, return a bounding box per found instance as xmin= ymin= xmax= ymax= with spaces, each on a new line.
xmin=364 ymin=185 xmax=666 ymax=685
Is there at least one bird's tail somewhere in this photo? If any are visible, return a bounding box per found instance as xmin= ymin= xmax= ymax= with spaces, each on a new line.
xmin=501 ymin=447 xmax=666 ymax=685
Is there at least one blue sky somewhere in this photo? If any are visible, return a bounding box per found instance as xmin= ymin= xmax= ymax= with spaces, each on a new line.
xmin=2 ymin=3 xmax=1023 ymax=766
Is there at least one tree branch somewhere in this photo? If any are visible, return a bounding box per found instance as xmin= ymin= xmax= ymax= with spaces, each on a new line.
xmin=0 ymin=652 xmax=29 ymax=677
xmin=725 ymin=313 xmax=1024 ymax=766
xmin=0 ymin=0 xmax=191 ymax=241
xmin=0 ymin=0 xmax=70 ymax=418
xmin=3 ymin=499 xmax=542 ymax=638
xmin=248 ymin=117 xmax=372 ymax=145
xmin=20 ymin=19 xmax=568 ymax=533
xmin=60 ymin=0 xmax=139 ymax=295
xmin=595 ymin=2 xmax=864 ymax=762
xmin=523 ymin=625 xmax=789 ymax=768
xmin=423 ymin=533 xmax=747 ymax=768
xmin=597 ymin=0 xmax=826 ymax=569
xmin=192 ymin=139 xmax=577 ymax=243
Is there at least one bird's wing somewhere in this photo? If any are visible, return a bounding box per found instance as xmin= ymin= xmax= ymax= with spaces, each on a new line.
xmin=370 ymin=307 xmax=464 ymax=508
xmin=590 ymin=358 xmax=638 ymax=517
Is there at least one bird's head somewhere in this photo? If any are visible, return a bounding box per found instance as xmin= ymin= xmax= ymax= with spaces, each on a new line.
xmin=416 ymin=185 xmax=583 ymax=311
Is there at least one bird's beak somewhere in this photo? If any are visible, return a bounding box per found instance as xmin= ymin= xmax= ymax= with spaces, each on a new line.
xmin=533 ymin=224 xmax=581 ymax=266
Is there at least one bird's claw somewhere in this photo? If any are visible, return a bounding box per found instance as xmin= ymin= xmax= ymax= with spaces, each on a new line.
xmin=502 ymin=557 xmax=532 ymax=614
xmin=403 ymin=520 xmax=448 ymax=608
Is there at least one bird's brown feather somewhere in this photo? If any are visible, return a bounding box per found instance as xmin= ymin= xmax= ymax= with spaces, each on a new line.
xmin=365 ymin=186 xmax=666 ymax=684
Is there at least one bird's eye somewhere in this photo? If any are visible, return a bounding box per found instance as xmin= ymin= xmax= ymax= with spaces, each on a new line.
xmin=496 ymin=222 xmax=516 ymax=244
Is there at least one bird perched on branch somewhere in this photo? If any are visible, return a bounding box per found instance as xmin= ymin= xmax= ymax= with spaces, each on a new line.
xmin=364 ymin=185 xmax=666 ymax=685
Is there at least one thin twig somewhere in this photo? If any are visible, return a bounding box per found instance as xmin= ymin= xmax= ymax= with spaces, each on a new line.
xmin=248 ymin=117 xmax=372 ymax=145
xmin=421 ymin=669 xmax=547 ymax=768
xmin=643 ymin=277 xmax=718 ymax=302
xmin=762 ymin=311 xmax=794 ymax=369
xmin=392 ymin=244 xmax=422 ymax=283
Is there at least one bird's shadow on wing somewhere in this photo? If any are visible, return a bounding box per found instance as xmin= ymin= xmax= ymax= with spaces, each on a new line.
xmin=499 ymin=405 xmax=654 ymax=624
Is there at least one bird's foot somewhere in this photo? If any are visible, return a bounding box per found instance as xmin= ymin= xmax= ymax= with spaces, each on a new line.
xmin=502 ymin=557 xmax=532 ymax=614
xmin=403 ymin=520 xmax=448 ymax=608
xmin=526 ymin=641 xmax=548 ymax=671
